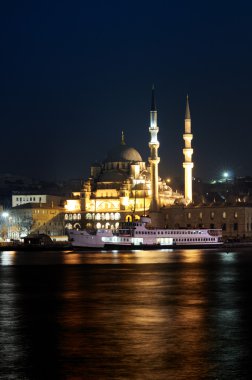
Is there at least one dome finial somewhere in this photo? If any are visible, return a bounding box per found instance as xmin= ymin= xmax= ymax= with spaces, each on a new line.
xmin=121 ymin=130 xmax=126 ymax=145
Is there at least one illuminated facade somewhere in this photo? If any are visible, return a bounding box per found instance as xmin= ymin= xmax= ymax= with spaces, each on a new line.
xmin=64 ymin=90 xmax=183 ymax=229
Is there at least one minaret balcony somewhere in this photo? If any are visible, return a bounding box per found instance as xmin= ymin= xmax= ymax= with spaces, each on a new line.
xmin=183 ymin=133 xmax=193 ymax=140
xmin=183 ymin=162 xmax=194 ymax=169
xmin=183 ymin=148 xmax=193 ymax=155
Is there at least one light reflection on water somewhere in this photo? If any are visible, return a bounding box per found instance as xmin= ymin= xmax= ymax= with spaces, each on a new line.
xmin=0 ymin=248 xmax=252 ymax=379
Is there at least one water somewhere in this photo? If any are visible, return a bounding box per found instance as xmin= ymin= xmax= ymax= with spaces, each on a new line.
xmin=1 ymin=249 xmax=252 ymax=379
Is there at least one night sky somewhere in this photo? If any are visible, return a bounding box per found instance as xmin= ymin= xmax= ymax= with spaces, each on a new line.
xmin=1 ymin=0 xmax=252 ymax=182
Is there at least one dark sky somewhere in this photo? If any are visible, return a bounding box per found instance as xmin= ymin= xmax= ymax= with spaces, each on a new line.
xmin=1 ymin=0 xmax=252 ymax=182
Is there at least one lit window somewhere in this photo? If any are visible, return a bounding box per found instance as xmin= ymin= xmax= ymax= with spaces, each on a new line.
xmin=222 ymin=212 xmax=226 ymax=219
xmin=234 ymin=212 xmax=238 ymax=219
xmin=115 ymin=213 xmax=121 ymax=220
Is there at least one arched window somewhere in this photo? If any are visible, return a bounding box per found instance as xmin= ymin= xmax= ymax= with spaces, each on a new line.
xmin=86 ymin=213 xmax=92 ymax=220
xmin=125 ymin=214 xmax=132 ymax=222
xmin=64 ymin=214 xmax=69 ymax=220
xmin=96 ymin=222 xmax=101 ymax=228
xmin=115 ymin=213 xmax=121 ymax=220
xmin=65 ymin=223 xmax=73 ymax=229
xmin=77 ymin=213 xmax=81 ymax=220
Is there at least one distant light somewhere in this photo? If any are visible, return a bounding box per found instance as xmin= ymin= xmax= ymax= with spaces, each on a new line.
xmin=166 ymin=178 xmax=171 ymax=183
xmin=2 ymin=212 xmax=9 ymax=218
xmin=223 ymin=172 xmax=229 ymax=178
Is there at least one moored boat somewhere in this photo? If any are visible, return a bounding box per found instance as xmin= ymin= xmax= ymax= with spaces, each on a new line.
xmin=68 ymin=216 xmax=223 ymax=250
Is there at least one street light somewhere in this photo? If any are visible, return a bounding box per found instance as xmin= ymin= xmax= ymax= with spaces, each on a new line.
xmin=223 ymin=172 xmax=229 ymax=179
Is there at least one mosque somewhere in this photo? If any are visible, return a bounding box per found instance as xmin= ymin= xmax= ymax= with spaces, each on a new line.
xmin=64 ymin=89 xmax=193 ymax=230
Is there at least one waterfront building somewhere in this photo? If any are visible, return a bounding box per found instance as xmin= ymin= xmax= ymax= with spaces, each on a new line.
xmin=12 ymin=193 xmax=65 ymax=208
xmin=161 ymin=205 xmax=252 ymax=239
xmin=9 ymin=203 xmax=65 ymax=240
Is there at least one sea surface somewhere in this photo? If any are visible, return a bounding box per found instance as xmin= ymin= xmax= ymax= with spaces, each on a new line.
xmin=0 ymin=248 xmax=252 ymax=380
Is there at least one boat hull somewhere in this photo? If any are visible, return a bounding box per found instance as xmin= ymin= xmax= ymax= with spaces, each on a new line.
xmin=72 ymin=243 xmax=223 ymax=251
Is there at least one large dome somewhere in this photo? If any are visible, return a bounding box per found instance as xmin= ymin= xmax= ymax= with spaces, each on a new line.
xmin=105 ymin=144 xmax=142 ymax=162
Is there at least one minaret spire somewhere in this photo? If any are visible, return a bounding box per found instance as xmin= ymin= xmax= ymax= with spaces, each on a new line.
xmin=148 ymin=86 xmax=160 ymax=211
xmin=185 ymin=94 xmax=191 ymax=119
xmin=183 ymin=95 xmax=194 ymax=204
xmin=151 ymin=84 xmax=156 ymax=111
xmin=121 ymin=130 xmax=125 ymax=145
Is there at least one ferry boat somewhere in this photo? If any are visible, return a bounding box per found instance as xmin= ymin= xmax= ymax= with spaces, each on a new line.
xmin=68 ymin=216 xmax=223 ymax=250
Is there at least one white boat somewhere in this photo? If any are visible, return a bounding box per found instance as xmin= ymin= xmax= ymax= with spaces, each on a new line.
xmin=68 ymin=216 xmax=223 ymax=250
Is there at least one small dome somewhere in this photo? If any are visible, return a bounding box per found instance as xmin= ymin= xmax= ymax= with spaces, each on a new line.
xmin=106 ymin=144 xmax=142 ymax=163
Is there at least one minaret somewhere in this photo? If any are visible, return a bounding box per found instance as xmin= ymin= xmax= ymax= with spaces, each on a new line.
xmin=121 ymin=130 xmax=126 ymax=145
xmin=148 ymin=86 xmax=160 ymax=211
xmin=183 ymin=95 xmax=194 ymax=204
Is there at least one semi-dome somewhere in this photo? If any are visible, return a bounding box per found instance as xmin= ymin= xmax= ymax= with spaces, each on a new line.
xmin=105 ymin=144 xmax=142 ymax=163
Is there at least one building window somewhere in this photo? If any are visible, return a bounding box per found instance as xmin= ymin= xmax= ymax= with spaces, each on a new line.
xmin=233 ymin=223 xmax=238 ymax=231
xmin=210 ymin=223 xmax=215 ymax=229
xmin=187 ymin=212 xmax=191 ymax=219
xmin=115 ymin=213 xmax=121 ymax=220
xmin=77 ymin=213 xmax=81 ymax=220
xmin=199 ymin=212 xmax=203 ymax=220
xmin=210 ymin=212 xmax=215 ymax=220
xmin=64 ymin=214 xmax=69 ymax=220
xmin=65 ymin=223 xmax=73 ymax=229
xmin=222 ymin=223 xmax=226 ymax=231
xmin=222 ymin=212 xmax=226 ymax=219
xmin=234 ymin=212 xmax=238 ymax=219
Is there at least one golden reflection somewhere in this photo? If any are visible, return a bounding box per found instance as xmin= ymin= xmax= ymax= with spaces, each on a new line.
xmin=63 ymin=252 xmax=81 ymax=264
xmin=180 ymin=249 xmax=203 ymax=263
xmin=0 ymin=251 xmax=16 ymax=265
